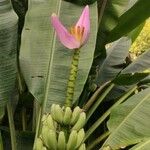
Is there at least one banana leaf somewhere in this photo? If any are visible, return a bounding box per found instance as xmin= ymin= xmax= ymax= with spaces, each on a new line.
xmin=0 ymin=0 xmax=18 ymax=106
xmin=19 ymin=0 xmax=97 ymax=111
xmin=95 ymin=0 xmax=130 ymax=56
xmin=102 ymin=87 xmax=150 ymax=149
xmin=107 ymin=0 xmax=150 ymax=42
xmin=113 ymin=72 xmax=150 ymax=85
xmin=96 ymin=37 xmax=131 ymax=85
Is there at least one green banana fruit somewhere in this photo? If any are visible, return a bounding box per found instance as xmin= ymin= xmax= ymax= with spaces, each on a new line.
xmin=78 ymin=144 xmax=86 ymax=150
xmin=72 ymin=112 xmax=86 ymax=131
xmin=57 ymin=131 xmax=66 ymax=150
xmin=70 ymin=106 xmax=81 ymax=125
xmin=42 ymin=147 xmax=47 ymax=150
xmin=76 ymin=129 xmax=85 ymax=148
xmin=63 ymin=107 xmax=72 ymax=125
xmin=67 ymin=130 xmax=77 ymax=150
xmin=41 ymin=126 xmax=57 ymax=150
xmin=41 ymin=125 xmax=50 ymax=148
xmin=51 ymin=104 xmax=63 ymax=124
xmin=46 ymin=114 xmax=56 ymax=130
xmin=50 ymin=104 xmax=56 ymax=120
xmin=42 ymin=114 xmax=48 ymax=122
xmin=33 ymin=138 xmax=43 ymax=150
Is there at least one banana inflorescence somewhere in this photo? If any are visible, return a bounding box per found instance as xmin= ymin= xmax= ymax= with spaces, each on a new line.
xmin=34 ymin=104 xmax=86 ymax=150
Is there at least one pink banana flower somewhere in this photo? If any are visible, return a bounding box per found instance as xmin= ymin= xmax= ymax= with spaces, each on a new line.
xmin=51 ymin=5 xmax=90 ymax=49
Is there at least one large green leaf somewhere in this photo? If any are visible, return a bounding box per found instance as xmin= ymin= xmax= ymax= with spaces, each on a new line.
xmin=107 ymin=0 xmax=150 ymax=42
xmin=19 ymin=0 xmax=97 ymax=111
xmin=102 ymin=87 xmax=150 ymax=149
xmin=96 ymin=37 xmax=131 ymax=85
xmin=99 ymin=0 xmax=130 ymax=33
xmin=0 ymin=0 xmax=18 ymax=106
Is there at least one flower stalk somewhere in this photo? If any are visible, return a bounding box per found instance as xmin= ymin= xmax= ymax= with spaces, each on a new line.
xmin=65 ymin=49 xmax=80 ymax=107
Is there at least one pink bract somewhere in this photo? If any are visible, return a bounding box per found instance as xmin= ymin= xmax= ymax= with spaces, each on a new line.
xmin=51 ymin=5 xmax=90 ymax=49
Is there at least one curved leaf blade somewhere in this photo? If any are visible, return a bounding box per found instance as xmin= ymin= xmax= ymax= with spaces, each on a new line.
xmin=103 ymin=87 xmax=150 ymax=149
xmin=0 ymin=1 xmax=18 ymax=105
xmin=107 ymin=0 xmax=150 ymax=42
xmin=113 ymin=73 xmax=150 ymax=85
xmin=122 ymin=50 xmax=150 ymax=74
xmin=96 ymin=37 xmax=131 ymax=85
xmin=95 ymin=0 xmax=130 ymax=57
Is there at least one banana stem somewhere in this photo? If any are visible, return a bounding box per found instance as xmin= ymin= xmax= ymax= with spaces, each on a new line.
xmin=87 ymin=131 xmax=110 ymax=150
xmin=32 ymin=100 xmax=40 ymax=132
xmin=83 ymin=81 xmax=111 ymax=111
xmin=7 ymin=102 xmax=17 ymax=150
xmin=33 ymin=106 xmax=42 ymax=149
xmin=65 ymin=49 xmax=80 ymax=107
xmin=86 ymin=83 xmax=115 ymax=122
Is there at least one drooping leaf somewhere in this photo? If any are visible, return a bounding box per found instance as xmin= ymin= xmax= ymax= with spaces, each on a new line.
xmin=19 ymin=0 xmax=97 ymax=111
xmin=121 ymin=50 xmax=150 ymax=74
xmin=113 ymin=73 xmax=150 ymax=85
xmin=96 ymin=37 xmax=131 ymax=85
xmin=0 ymin=0 xmax=18 ymax=106
xmin=102 ymin=87 xmax=150 ymax=149
xmin=107 ymin=0 xmax=150 ymax=42
xmin=101 ymin=47 xmax=150 ymax=101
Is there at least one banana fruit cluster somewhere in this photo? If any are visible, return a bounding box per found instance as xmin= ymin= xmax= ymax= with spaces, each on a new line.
xmin=34 ymin=104 xmax=86 ymax=150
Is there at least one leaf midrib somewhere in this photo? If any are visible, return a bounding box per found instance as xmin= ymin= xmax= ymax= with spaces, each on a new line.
xmin=42 ymin=0 xmax=62 ymax=112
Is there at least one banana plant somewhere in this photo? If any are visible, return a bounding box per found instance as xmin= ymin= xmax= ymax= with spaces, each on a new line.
xmin=0 ymin=0 xmax=150 ymax=150
xmin=19 ymin=0 xmax=97 ymax=110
